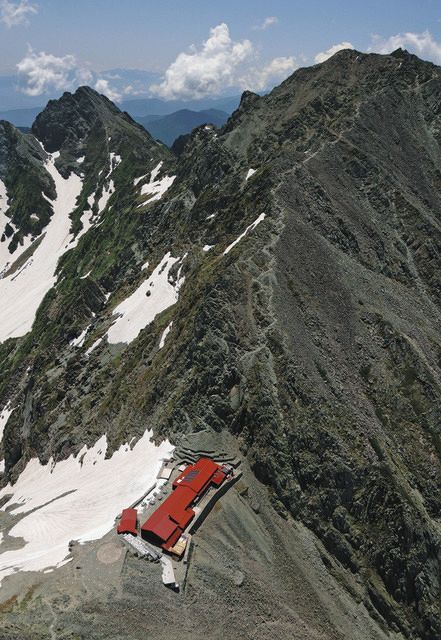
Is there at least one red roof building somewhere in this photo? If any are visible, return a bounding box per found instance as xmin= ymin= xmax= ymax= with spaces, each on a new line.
xmin=141 ymin=457 xmax=227 ymax=551
xmin=117 ymin=507 xmax=138 ymax=536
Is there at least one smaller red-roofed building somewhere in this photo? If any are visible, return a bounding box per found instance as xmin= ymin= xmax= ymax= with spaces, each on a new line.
xmin=117 ymin=507 xmax=138 ymax=536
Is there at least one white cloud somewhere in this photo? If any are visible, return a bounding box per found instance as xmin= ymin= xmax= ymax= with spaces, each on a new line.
xmin=17 ymin=49 xmax=77 ymax=96
xmin=75 ymin=67 xmax=93 ymax=86
xmin=151 ymin=22 xmax=295 ymax=100
xmin=314 ymin=41 xmax=354 ymax=64
xmin=16 ymin=48 xmax=98 ymax=97
xmin=151 ymin=23 xmax=253 ymax=100
xmin=102 ymin=72 xmax=121 ymax=80
xmin=123 ymin=84 xmax=145 ymax=96
xmin=0 ymin=0 xmax=37 ymax=27
xmin=16 ymin=49 xmax=136 ymax=103
xmin=94 ymin=78 xmax=121 ymax=102
xmin=369 ymin=30 xmax=441 ymax=64
xmin=242 ymin=56 xmax=297 ymax=91
xmin=253 ymin=16 xmax=278 ymax=31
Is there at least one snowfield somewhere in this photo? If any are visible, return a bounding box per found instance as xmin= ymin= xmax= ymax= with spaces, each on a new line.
xmin=107 ymin=252 xmax=185 ymax=345
xmin=0 ymin=431 xmax=174 ymax=584
xmin=223 ymin=213 xmax=266 ymax=255
xmin=0 ymin=152 xmax=83 ymax=342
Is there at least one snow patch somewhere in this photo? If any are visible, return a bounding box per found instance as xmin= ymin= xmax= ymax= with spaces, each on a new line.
xmin=78 ymin=209 xmax=93 ymax=236
xmin=107 ymin=252 xmax=185 ymax=345
xmin=0 ymin=151 xmax=83 ymax=342
xmin=86 ymin=337 xmax=102 ymax=356
xmin=202 ymin=244 xmax=214 ymax=252
xmin=136 ymin=162 xmax=176 ymax=206
xmin=0 ymin=431 xmax=173 ymax=583
xmin=246 ymin=168 xmax=256 ymax=180
xmin=76 ymin=156 xmax=85 ymax=164
xmin=223 ymin=213 xmax=266 ymax=255
xmin=134 ymin=174 xmax=147 ymax=186
xmin=69 ymin=326 xmax=90 ymax=348
xmin=159 ymin=321 xmax=173 ymax=349
xmin=97 ymin=180 xmax=115 ymax=215
xmin=70 ymin=209 xmax=94 ymax=247
xmin=150 ymin=162 xmax=162 ymax=182
xmin=0 ymin=402 xmax=13 ymax=443
xmin=95 ymin=153 xmax=121 ymax=216
xmin=109 ymin=152 xmax=122 ymax=173
xmin=0 ymin=180 xmax=8 ymax=215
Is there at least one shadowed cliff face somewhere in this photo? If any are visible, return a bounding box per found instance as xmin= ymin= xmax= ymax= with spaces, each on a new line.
xmin=0 ymin=120 xmax=54 ymax=249
xmin=1 ymin=50 xmax=441 ymax=638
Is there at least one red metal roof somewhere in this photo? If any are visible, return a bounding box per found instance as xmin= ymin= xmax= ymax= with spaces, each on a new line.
xmin=141 ymin=457 xmax=227 ymax=551
xmin=164 ymin=527 xmax=182 ymax=550
xmin=117 ymin=507 xmax=138 ymax=536
xmin=212 ymin=468 xmax=226 ymax=486
xmin=145 ymin=511 xmax=179 ymax=542
xmin=172 ymin=457 xmax=221 ymax=494
xmin=165 ymin=486 xmax=195 ymax=529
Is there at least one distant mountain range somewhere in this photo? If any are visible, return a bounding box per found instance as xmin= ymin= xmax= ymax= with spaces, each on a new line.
xmin=136 ymin=108 xmax=229 ymax=146
xmin=120 ymin=95 xmax=241 ymax=117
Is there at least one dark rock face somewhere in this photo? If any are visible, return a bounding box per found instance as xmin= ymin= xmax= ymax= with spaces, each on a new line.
xmin=2 ymin=49 xmax=441 ymax=638
xmin=0 ymin=120 xmax=54 ymax=248
xmin=32 ymin=86 xmax=143 ymax=155
xmin=32 ymin=86 xmax=163 ymax=180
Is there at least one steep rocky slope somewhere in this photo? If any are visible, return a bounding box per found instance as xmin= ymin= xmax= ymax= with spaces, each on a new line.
xmin=1 ymin=49 xmax=441 ymax=638
xmin=0 ymin=120 xmax=52 ymax=263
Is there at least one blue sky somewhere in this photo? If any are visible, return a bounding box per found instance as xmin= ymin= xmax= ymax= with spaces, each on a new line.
xmin=1 ymin=0 xmax=441 ymax=107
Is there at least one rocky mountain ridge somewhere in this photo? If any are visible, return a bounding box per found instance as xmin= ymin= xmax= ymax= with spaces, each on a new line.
xmin=0 ymin=48 xmax=441 ymax=638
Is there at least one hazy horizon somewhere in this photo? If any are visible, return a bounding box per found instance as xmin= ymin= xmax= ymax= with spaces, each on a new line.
xmin=1 ymin=0 xmax=441 ymax=110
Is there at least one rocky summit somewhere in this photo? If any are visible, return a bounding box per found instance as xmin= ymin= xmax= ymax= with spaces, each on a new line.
xmin=1 ymin=49 xmax=441 ymax=640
